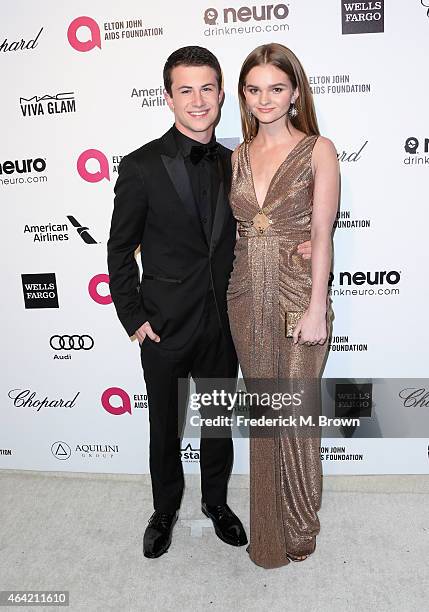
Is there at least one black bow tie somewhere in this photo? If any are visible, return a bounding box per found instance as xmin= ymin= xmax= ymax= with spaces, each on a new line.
xmin=189 ymin=143 xmax=219 ymax=165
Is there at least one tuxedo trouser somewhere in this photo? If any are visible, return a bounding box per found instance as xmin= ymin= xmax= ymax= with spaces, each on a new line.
xmin=140 ymin=290 xmax=237 ymax=513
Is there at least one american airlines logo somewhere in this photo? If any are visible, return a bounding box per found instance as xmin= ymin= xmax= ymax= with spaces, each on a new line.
xmin=67 ymin=215 xmax=98 ymax=244
xmin=20 ymin=92 xmax=76 ymax=117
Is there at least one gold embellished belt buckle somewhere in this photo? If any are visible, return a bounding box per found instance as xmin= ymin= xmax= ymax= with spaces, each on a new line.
xmin=252 ymin=210 xmax=271 ymax=234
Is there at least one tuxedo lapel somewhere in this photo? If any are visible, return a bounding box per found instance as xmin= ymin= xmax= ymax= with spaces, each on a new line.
xmin=161 ymin=150 xmax=199 ymax=221
xmin=209 ymin=152 xmax=230 ymax=256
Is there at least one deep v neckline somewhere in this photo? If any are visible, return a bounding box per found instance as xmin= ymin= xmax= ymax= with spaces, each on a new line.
xmin=246 ymin=135 xmax=310 ymax=211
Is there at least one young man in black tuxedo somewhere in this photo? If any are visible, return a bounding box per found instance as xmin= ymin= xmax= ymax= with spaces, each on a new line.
xmin=108 ymin=46 xmax=311 ymax=558
xmin=108 ymin=47 xmax=245 ymax=558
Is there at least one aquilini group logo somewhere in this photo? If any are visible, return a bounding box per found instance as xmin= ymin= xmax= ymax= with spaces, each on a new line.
xmin=51 ymin=441 xmax=120 ymax=460
xmin=203 ymin=3 xmax=290 ymax=37
xmin=88 ymin=274 xmax=112 ymax=305
xmin=0 ymin=27 xmax=43 ymax=52
xmin=341 ymin=1 xmax=384 ymax=35
xmin=51 ymin=441 xmax=72 ymax=460
xmin=20 ymin=92 xmax=76 ymax=118
xmin=67 ymin=15 xmax=163 ymax=52
xmin=0 ymin=157 xmax=47 ymax=187
xmin=101 ymin=387 xmax=148 ymax=415
xmin=329 ymin=269 xmax=401 ymax=297
xmin=403 ymin=136 xmax=429 ymax=166
xmin=21 ymin=273 xmax=59 ymax=309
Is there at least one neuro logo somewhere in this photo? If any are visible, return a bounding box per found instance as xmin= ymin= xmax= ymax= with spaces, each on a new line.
xmin=67 ymin=16 xmax=101 ymax=52
xmin=404 ymin=137 xmax=419 ymax=154
xmin=102 ymin=387 xmax=132 ymax=415
xmin=329 ymin=270 xmax=401 ymax=286
xmin=67 ymin=215 xmax=97 ymax=243
xmin=77 ymin=149 xmax=110 ymax=183
xmin=88 ymin=274 xmax=112 ymax=305
xmin=204 ymin=8 xmax=218 ymax=24
xmin=403 ymin=136 xmax=429 ymax=165
xmin=51 ymin=441 xmax=72 ymax=460
xmin=205 ymin=3 xmax=289 ymax=24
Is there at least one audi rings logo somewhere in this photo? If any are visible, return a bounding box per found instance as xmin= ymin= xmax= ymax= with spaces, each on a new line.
xmin=50 ymin=335 xmax=94 ymax=350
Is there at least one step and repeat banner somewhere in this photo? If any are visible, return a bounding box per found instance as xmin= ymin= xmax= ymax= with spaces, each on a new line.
xmin=1 ymin=1 xmax=428 ymax=475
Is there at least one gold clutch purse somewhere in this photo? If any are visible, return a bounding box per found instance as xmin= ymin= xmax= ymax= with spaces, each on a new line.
xmin=285 ymin=311 xmax=304 ymax=338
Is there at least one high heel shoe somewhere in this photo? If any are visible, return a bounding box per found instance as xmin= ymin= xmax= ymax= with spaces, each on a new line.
xmin=286 ymin=540 xmax=316 ymax=562
xmin=286 ymin=553 xmax=309 ymax=562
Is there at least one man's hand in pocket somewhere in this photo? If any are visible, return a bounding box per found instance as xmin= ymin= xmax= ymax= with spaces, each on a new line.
xmin=135 ymin=321 xmax=160 ymax=345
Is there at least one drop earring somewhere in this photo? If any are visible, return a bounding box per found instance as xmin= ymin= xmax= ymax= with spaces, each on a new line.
xmin=288 ymin=100 xmax=298 ymax=118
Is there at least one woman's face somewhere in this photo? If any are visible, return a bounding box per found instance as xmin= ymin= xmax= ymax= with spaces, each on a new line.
xmin=243 ymin=64 xmax=297 ymax=126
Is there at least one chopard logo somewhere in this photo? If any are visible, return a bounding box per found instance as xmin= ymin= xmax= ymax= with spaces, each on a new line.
xmin=8 ymin=389 xmax=80 ymax=411
xmin=0 ymin=27 xmax=43 ymax=52
xmin=50 ymin=335 xmax=94 ymax=350
xmin=399 ymin=388 xmax=429 ymax=408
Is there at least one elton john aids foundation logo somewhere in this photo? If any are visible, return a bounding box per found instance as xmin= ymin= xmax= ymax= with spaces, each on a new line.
xmin=88 ymin=274 xmax=112 ymax=305
xmin=67 ymin=17 xmax=101 ymax=52
xmin=101 ymin=388 xmax=148 ymax=414
xmin=77 ymin=149 xmax=110 ymax=183
xmin=102 ymin=387 xmax=132 ymax=415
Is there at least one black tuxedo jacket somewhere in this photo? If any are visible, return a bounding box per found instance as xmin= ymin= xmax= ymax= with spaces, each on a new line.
xmin=107 ymin=126 xmax=237 ymax=352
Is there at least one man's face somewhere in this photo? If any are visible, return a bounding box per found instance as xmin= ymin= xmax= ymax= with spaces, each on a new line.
xmin=164 ymin=65 xmax=223 ymax=139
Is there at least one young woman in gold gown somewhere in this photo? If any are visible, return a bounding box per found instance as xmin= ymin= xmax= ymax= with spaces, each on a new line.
xmin=227 ymin=43 xmax=339 ymax=568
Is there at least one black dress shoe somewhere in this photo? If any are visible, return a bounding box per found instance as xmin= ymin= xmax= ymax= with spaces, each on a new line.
xmin=201 ymin=502 xmax=248 ymax=547
xmin=143 ymin=510 xmax=179 ymax=558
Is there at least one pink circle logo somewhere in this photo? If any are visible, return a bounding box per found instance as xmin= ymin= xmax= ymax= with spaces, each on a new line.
xmin=88 ymin=274 xmax=112 ymax=305
xmin=102 ymin=387 xmax=132 ymax=415
xmin=67 ymin=16 xmax=101 ymax=52
xmin=77 ymin=149 xmax=110 ymax=183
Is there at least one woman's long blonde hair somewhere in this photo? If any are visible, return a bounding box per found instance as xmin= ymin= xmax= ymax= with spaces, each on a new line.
xmin=238 ymin=43 xmax=319 ymax=142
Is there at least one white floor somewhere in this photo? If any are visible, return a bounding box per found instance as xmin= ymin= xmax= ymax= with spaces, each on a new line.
xmin=0 ymin=471 xmax=428 ymax=612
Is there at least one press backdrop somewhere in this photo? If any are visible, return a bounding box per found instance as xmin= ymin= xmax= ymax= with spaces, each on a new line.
xmin=1 ymin=0 xmax=428 ymax=475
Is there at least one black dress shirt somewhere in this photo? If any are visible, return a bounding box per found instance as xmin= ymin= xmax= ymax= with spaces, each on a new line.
xmin=172 ymin=124 xmax=220 ymax=244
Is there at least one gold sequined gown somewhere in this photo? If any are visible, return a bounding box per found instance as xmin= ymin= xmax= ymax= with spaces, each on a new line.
xmin=227 ymin=135 xmax=332 ymax=569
